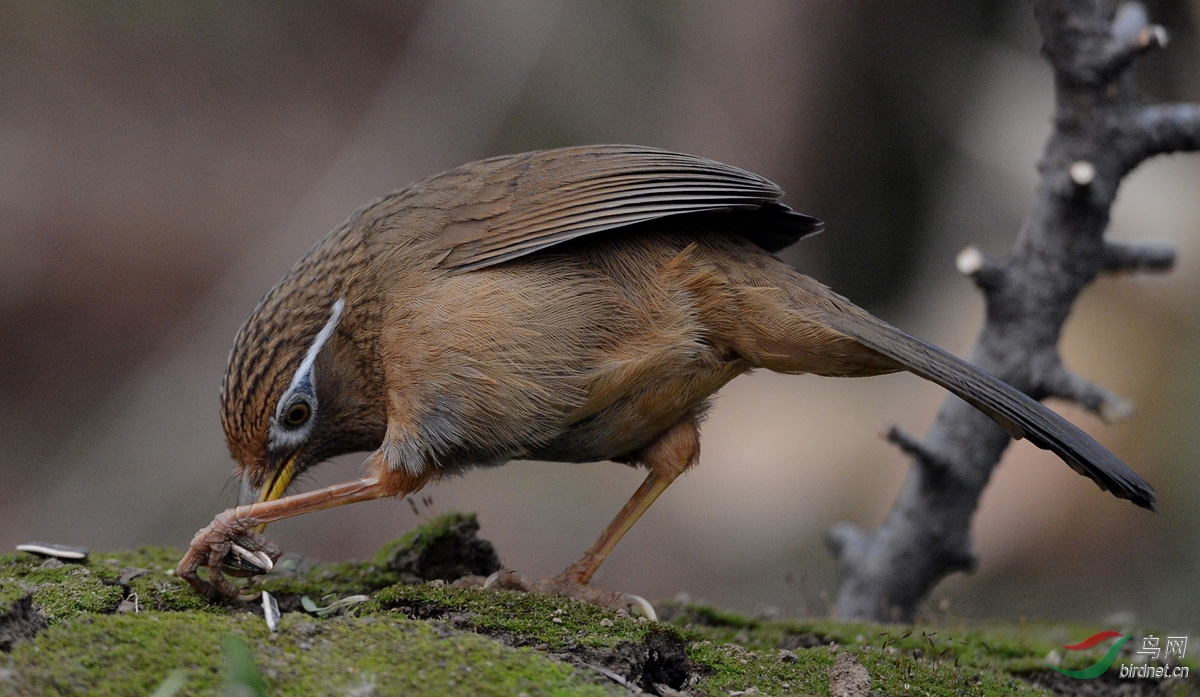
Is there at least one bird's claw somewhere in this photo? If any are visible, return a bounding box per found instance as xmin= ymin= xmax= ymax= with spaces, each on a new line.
xmin=176 ymin=508 xmax=282 ymax=601
xmin=458 ymin=568 xmax=657 ymax=620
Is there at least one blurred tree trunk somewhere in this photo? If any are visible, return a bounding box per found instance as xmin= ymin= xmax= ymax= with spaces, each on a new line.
xmin=826 ymin=0 xmax=1197 ymax=622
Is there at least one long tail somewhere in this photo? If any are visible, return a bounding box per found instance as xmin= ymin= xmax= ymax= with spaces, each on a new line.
xmin=819 ymin=309 xmax=1156 ymax=511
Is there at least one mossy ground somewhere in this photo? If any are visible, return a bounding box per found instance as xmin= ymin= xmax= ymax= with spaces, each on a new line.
xmin=1 ymin=513 xmax=1195 ymax=696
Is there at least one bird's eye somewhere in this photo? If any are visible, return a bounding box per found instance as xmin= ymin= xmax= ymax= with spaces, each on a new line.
xmin=282 ymin=400 xmax=311 ymax=428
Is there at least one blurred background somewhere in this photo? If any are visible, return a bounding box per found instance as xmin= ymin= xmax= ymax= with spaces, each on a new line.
xmin=1 ymin=1 xmax=1197 ymax=631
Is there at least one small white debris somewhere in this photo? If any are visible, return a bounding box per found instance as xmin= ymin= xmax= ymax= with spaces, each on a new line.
xmin=627 ymin=594 xmax=657 ymax=621
xmin=301 ymin=594 xmax=369 ymax=618
xmin=17 ymin=542 xmax=88 ymax=560
xmin=262 ymin=591 xmax=281 ymax=633
xmin=1069 ymin=160 xmax=1096 ymax=186
xmin=955 ymin=246 xmax=985 ymax=276
xmin=592 ymin=666 xmax=636 ymax=691
xmin=1099 ymin=395 xmax=1135 ymax=423
xmin=599 ymin=618 xmax=614 ymax=628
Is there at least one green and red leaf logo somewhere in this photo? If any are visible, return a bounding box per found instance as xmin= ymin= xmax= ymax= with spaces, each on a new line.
xmin=1050 ymin=631 xmax=1132 ymax=679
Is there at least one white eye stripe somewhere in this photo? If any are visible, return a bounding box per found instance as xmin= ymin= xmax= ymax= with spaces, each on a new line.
xmin=284 ymin=297 xmax=345 ymax=400
xmin=268 ymin=298 xmax=345 ymax=450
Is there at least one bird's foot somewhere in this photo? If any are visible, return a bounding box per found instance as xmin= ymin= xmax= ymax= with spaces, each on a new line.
xmin=457 ymin=569 xmax=657 ymax=620
xmin=176 ymin=508 xmax=282 ymax=602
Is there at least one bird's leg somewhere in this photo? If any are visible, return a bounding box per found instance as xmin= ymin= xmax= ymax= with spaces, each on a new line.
xmin=178 ymin=454 xmax=429 ymax=601
xmin=476 ymin=418 xmax=700 ymax=618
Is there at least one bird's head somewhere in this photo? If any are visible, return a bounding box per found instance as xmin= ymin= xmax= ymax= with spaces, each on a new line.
xmin=221 ymin=294 xmax=387 ymax=513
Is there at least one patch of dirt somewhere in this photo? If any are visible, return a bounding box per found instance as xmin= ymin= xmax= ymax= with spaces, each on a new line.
xmin=378 ymin=595 xmax=453 ymax=621
xmin=639 ymin=629 xmax=691 ymax=691
xmin=1021 ymin=670 xmax=1196 ymax=696
xmin=382 ymin=515 xmax=501 ymax=582
xmin=538 ymin=628 xmax=692 ymax=696
xmin=0 ymin=593 xmax=48 ymax=652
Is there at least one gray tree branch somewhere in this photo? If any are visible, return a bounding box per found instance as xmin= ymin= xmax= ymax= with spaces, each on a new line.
xmin=1123 ymin=104 xmax=1200 ymax=167
xmin=826 ymin=0 xmax=1198 ymax=622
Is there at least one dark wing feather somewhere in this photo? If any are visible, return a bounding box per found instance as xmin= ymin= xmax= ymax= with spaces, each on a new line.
xmin=434 ymin=145 xmax=822 ymax=272
xmin=823 ymin=310 xmax=1157 ymax=511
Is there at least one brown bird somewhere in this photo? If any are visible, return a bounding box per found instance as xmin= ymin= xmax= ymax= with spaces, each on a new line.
xmin=178 ymin=145 xmax=1155 ymax=609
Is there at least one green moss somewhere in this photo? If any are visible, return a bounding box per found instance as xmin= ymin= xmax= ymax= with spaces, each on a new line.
xmin=2 ymin=522 xmax=1195 ymax=696
xmin=253 ymin=559 xmax=403 ymax=601
xmin=0 ymin=548 xmax=221 ymax=620
xmin=5 ymin=610 xmax=618 ymax=696
xmin=662 ymin=601 xmax=760 ymax=629
xmin=29 ymin=570 xmax=123 ymax=624
xmin=660 ymin=612 xmax=1199 ymax=696
xmin=93 ymin=547 xmax=195 ymax=576
xmin=0 ymin=554 xmax=82 ymax=589
xmin=376 ymin=583 xmax=653 ymax=650
xmin=8 ymin=612 xmax=229 ymax=696
xmin=0 ymin=552 xmax=42 ymax=574
xmin=124 ymin=574 xmax=217 ymax=614
xmin=679 ymin=630 xmax=1034 ymax=696
xmin=371 ymin=585 xmax=1063 ymax=695
xmin=0 ymin=579 xmax=30 ymax=613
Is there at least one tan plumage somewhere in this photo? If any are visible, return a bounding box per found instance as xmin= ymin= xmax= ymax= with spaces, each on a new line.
xmin=184 ymin=145 xmax=1154 ymax=603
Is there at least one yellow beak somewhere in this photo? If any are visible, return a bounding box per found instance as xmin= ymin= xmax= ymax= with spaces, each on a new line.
xmin=254 ymin=453 xmax=299 ymax=532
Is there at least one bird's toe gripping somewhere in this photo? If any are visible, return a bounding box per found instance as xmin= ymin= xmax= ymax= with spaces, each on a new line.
xmin=177 ymin=507 xmax=280 ymax=602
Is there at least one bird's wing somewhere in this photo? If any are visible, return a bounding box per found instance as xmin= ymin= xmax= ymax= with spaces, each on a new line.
xmin=431 ymin=145 xmax=822 ymax=272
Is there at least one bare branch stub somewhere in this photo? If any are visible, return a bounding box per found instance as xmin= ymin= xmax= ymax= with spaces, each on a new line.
xmin=826 ymin=0 xmax=1197 ymax=622
xmin=1040 ymin=361 xmax=1134 ymax=424
xmin=1123 ymin=104 xmax=1200 ymax=168
xmin=1101 ymin=240 xmax=1176 ymax=274
xmin=883 ymin=425 xmax=957 ymax=476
